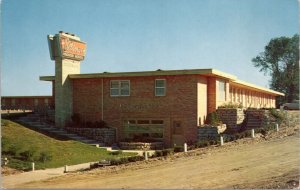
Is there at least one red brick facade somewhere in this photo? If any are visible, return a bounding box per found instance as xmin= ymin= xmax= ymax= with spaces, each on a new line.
xmin=73 ymin=75 xmax=204 ymax=147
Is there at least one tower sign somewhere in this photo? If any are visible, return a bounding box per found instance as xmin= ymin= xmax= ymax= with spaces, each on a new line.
xmin=48 ymin=31 xmax=87 ymax=61
xmin=47 ymin=31 xmax=86 ymax=128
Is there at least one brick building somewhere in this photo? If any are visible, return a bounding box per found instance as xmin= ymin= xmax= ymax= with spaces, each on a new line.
xmin=40 ymin=68 xmax=283 ymax=147
xmin=2 ymin=32 xmax=284 ymax=147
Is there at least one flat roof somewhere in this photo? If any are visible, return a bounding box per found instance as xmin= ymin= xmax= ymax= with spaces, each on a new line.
xmin=39 ymin=68 xmax=284 ymax=96
xmin=68 ymin=68 xmax=238 ymax=80
xmin=40 ymin=69 xmax=237 ymax=80
xmin=231 ymin=80 xmax=284 ymax=96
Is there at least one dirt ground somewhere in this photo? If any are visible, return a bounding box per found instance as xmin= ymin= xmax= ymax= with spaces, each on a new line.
xmin=17 ymin=122 xmax=300 ymax=189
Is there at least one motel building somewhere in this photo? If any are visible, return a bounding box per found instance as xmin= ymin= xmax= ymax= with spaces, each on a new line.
xmin=2 ymin=32 xmax=284 ymax=148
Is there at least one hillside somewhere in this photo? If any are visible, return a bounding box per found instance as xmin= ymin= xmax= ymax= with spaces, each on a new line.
xmin=1 ymin=119 xmax=133 ymax=170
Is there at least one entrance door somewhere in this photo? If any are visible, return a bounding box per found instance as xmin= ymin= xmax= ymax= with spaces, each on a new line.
xmin=171 ymin=120 xmax=185 ymax=146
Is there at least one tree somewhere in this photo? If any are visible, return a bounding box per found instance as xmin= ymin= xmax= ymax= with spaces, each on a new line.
xmin=252 ymin=34 xmax=299 ymax=107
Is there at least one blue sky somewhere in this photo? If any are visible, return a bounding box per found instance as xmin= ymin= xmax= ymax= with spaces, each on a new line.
xmin=1 ymin=0 xmax=298 ymax=96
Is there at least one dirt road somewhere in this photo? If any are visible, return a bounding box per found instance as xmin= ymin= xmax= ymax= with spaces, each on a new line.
xmin=17 ymin=128 xmax=300 ymax=189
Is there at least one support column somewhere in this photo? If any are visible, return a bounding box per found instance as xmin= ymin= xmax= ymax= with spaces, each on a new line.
xmin=55 ymin=58 xmax=80 ymax=128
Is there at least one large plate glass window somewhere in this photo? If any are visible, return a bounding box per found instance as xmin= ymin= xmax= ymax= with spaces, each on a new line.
xmin=155 ymin=79 xmax=166 ymax=96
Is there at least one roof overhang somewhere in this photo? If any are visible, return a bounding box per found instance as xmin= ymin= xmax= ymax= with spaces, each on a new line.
xmin=68 ymin=69 xmax=237 ymax=80
xmin=231 ymin=79 xmax=285 ymax=96
xmin=40 ymin=76 xmax=55 ymax=81
xmin=39 ymin=68 xmax=283 ymax=96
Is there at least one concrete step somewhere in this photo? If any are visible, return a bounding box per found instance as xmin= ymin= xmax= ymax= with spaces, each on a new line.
xmin=15 ymin=115 xmax=107 ymax=147
xmin=63 ymin=134 xmax=80 ymax=138
xmin=69 ymin=136 xmax=88 ymax=140
xmin=80 ymin=139 xmax=99 ymax=144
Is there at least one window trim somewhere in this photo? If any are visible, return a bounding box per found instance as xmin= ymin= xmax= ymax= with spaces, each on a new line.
xmin=155 ymin=79 xmax=166 ymax=96
xmin=110 ymin=80 xmax=130 ymax=97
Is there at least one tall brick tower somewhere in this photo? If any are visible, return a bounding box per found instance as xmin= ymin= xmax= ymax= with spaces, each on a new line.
xmin=47 ymin=31 xmax=87 ymax=128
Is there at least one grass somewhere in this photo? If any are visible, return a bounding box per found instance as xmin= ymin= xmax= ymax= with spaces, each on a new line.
xmin=1 ymin=119 xmax=135 ymax=171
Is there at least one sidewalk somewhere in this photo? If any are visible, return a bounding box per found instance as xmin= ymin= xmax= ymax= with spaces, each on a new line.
xmin=2 ymin=162 xmax=92 ymax=188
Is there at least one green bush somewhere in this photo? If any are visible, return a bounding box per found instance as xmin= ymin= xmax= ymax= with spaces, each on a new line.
xmin=120 ymin=157 xmax=129 ymax=164
xmin=196 ymin=141 xmax=210 ymax=148
xmin=1 ymin=137 xmax=10 ymax=153
xmin=128 ymin=156 xmax=144 ymax=162
xmin=219 ymin=102 xmax=243 ymax=109
xmin=39 ymin=151 xmax=53 ymax=163
xmin=109 ymin=158 xmax=122 ymax=165
xmin=94 ymin=120 xmax=108 ymax=128
xmin=173 ymin=146 xmax=184 ymax=153
xmin=20 ymin=149 xmax=37 ymax=161
xmin=71 ymin=113 xmax=81 ymax=124
xmin=153 ymin=150 xmax=163 ymax=157
xmin=110 ymin=150 xmax=123 ymax=155
xmin=7 ymin=145 xmax=22 ymax=156
xmin=162 ymin=148 xmax=174 ymax=156
xmin=270 ymin=108 xmax=285 ymax=124
xmin=205 ymin=112 xmax=222 ymax=126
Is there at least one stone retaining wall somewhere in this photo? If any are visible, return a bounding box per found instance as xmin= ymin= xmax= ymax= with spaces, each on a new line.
xmin=217 ymin=108 xmax=245 ymax=131
xmin=198 ymin=124 xmax=226 ymax=141
xmin=245 ymin=109 xmax=274 ymax=128
xmin=66 ymin=127 xmax=116 ymax=145
xmin=119 ymin=142 xmax=164 ymax=150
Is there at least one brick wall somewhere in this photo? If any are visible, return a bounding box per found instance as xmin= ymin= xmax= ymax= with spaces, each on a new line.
xmin=73 ymin=74 xmax=205 ymax=147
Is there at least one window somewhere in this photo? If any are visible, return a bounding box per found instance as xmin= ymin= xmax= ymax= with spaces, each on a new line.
xmin=137 ymin=120 xmax=150 ymax=124
xmin=155 ymin=79 xmax=166 ymax=96
xmin=110 ymin=80 xmax=130 ymax=96
xmin=151 ymin=120 xmax=164 ymax=124
xmin=218 ymin=80 xmax=226 ymax=101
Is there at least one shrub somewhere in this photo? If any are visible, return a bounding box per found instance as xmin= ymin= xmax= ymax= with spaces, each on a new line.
xmin=205 ymin=112 xmax=222 ymax=126
xmin=39 ymin=151 xmax=53 ymax=163
xmin=20 ymin=149 xmax=37 ymax=161
xmin=110 ymin=150 xmax=123 ymax=155
xmin=86 ymin=122 xmax=93 ymax=128
xmin=120 ymin=157 xmax=129 ymax=164
xmin=162 ymin=148 xmax=174 ymax=157
xmin=153 ymin=150 xmax=163 ymax=157
xmin=173 ymin=146 xmax=184 ymax=153
xmin=109 ymin=158 xmax=122 ymax=165
xmin=94 ymin=120 xmax=108 ymax=128
xmin=128 ymin=156 xmax=144 ymax=162
xmin=1 ymin=137 xmax=10 ymax=153
xmin=196 ymin=141 xmax=210 ymax=148
xmin=219 ymin=102 xmax=243 ymax=109
xmin=7 ymin=145 xmax=22 ymax=156
xmin=71 ymin=113 xmax=80 ymax=124
xmin=209 ymin=140 xmax=217 ymax=145
xmin=270 ymin=108 xmax=285 ymax=124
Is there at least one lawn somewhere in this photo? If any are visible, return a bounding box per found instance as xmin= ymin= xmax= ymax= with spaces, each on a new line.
xmin=1 ymin=119 xmax=135 ymax=170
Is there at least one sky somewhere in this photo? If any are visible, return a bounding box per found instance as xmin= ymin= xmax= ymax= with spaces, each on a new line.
xmin=1 ymin=0 xmax=298 ymax=96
